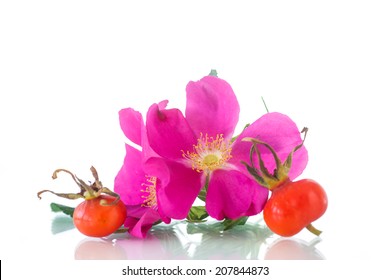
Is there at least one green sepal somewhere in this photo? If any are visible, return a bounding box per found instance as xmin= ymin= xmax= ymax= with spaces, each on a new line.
xmin=241 ymin=127 xmax=308 ymax=190
xmin=222 ymin=216 xmax=249 ymax=231
xmin=197 ymin=176 xmax=210 ymax=202
xmin=197 ymin=186 xmax=207 ymax=202
xmin=50 ymin=202 xmax=75 ymax=217
xmin=241 ymin=161 xmax=265 ymax=185
xmin=231 ymin=123 xmax=250 ymax=143
xmin=186 ymin=206 xmax=209 ymax=223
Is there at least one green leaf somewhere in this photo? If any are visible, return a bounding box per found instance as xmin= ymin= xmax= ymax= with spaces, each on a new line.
xmin=222 ymin=216 xmax=249 ymax=231
xmin=209 ymin=69 xmax=218 ymax=77
xmin=186 ymin=206 xmax=209 ymax=223
xmin=50 ymin=202 xmax=75 ymax=217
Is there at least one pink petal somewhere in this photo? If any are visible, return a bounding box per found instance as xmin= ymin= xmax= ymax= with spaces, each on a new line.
xmin=119 ymin=108 xmax=143 ymax=146
xmin=118 ymin=107 xmax=159 ymax=162
xmin=146 ymin=102 xmax=197 ymax=160
xmin=245 ymin=183 xmax=269 ymax=216
xmin=231 ymin=112 xmax=308 ymax=180
xmin=126 ymin=205 xmax=148 ymax=219
xmin=125 ymin=209 xmax=163 ymax=238
xmin=185 ymin=76 xmax=240 ymax=139
xmin=114 ymin=144 xmax=147 ymax=206
xmin=144 ymin=157 xmax=202 ymax=220
xmin=205 ymin=169 xmax=267 ymax=220
xmin=140 ymin=125 xmax=160 ymax=162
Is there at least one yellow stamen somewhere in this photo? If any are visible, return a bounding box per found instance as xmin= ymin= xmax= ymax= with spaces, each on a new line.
xmin=182 ymin=133 xmax=232 ymax=173
xmin=141 ymin=176 xmax=157 ymax=208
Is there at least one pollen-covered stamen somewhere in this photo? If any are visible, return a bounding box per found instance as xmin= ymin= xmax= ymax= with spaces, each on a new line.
xmin=141 ymin=175 xmax=157 ymax=209
xmin=182 ymin=133 xmax=232 ymax=173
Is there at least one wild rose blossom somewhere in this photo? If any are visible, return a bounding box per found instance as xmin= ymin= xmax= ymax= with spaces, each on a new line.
xmin=114 ymin=106 xmax=171 ymax=238
xmin=145 ymin=75 xmax=308 ymax=220
xmin=115 ymin=103 xmax=207 ymax=238
xmin=114 ymin=144 xmax=165 ymax=238
xmin=115 ymin=74 xmax=309 ymax=238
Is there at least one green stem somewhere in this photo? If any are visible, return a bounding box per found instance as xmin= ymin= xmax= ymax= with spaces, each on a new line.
xmin=261 ymin=96 xmax=269 ymax=113
xmin=306 ymin=223 xmax=322 ymax=236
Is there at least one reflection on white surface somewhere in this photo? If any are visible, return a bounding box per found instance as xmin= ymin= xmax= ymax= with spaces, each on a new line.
xmin=75 ymin=238 xmax=128 ymax=260
xmin=264 ymin=237 xmax=325 ymax=260
xmin=51 ymin=215 xmax=75 ymax=234
xmin=68 ymin=218 xmax=325 ymax=260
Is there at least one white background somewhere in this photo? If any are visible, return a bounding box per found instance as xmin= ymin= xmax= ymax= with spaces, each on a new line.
xmin=1 ymin=0 xmax=390 ymax=279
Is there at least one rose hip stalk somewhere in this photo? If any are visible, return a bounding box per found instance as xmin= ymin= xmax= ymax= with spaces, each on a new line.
xmin=242 ymin=128 xmax=328 ymax=237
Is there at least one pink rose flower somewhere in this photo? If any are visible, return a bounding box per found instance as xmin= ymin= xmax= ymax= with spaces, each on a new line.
xmin=114 ymin=106 xmax=172 ymax=238
xmin=145 ymin=75 xmax=308 ymax=220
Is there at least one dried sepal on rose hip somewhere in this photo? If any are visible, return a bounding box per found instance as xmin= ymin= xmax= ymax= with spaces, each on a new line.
xmin=37 ymin=166 xmax=127 ymax=238
xmin=242 ymin=128 xmax=328 ymax=237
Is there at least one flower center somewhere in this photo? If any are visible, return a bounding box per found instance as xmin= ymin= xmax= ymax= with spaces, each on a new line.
xmin=182 ymin=133 xmax=232 ymax=173
xmin=141 ymin=175 xmax=157 ymax=209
